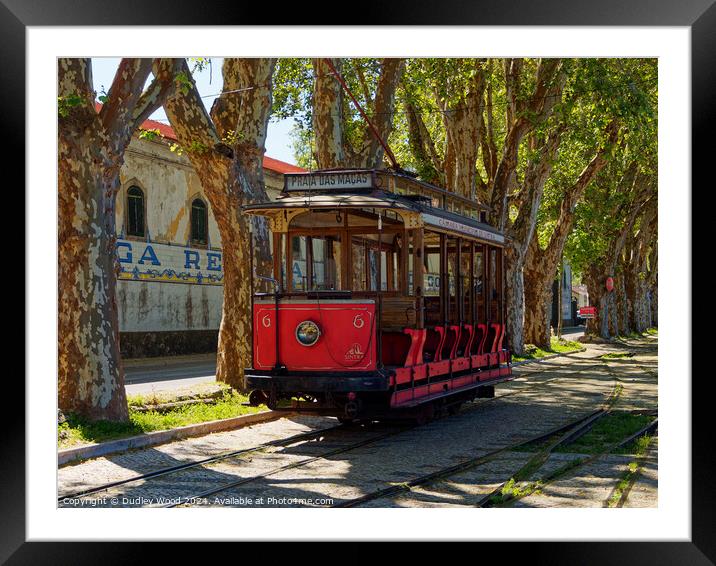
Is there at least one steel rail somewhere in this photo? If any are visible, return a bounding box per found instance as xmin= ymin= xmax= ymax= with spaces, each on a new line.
xmin=331 ymin=407 xmax=610 ymax=508
xmin=59 ymin=354 xmax=616 ymax=506
xmin=58 ymin=422 xmax=348 ymax=502
xmin=476 ymin=378 xmax=623 ymax=507
xmin=162 ymin=369 xmax=610 ymax=507
xmin=332 ymin=371 xmax=621 ymax=508
xmin=484 ymin=417 xmax=659 ymax=509
xmin=164 ymin=426 xmax=410 ymax=507
xmin=611 ymin=426 xmax=659 ymax=508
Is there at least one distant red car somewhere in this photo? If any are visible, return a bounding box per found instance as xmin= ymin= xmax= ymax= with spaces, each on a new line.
xmin=578 ymin=306 xmax=597 ymax=319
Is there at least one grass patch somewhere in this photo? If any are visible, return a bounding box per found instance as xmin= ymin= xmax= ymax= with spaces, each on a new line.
xmin=617 ymin=332 xmax=642 ymax=340
xmin=645 ymin=328 xmax=658 ymax=336
xmin=600 ymin=352 xmax=635 ymax=359
xmin=554 ymin=412 xmax=654 ymax=455
xmin=512 ymin=337 xmax=584 ymax=362
xmin=58 ymin=389 xmax=265 ymax=448
xmin=615 ymin=433 xmax=654 ymax=456
xmin=606 ymin=436 xmax=654 ymax=507
xmin=489 ymin=477 xmax=542 ymax=505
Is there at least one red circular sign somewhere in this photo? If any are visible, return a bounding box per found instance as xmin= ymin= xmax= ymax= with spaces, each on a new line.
xmin=606 ymin=277 xmax=614 ymax=292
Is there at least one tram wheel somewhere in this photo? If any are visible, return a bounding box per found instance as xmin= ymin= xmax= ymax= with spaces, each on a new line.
xmin=415 ymin=403 xmax=436 ymax=425
xmin=447 ymin=402 xmax=463 ymax=416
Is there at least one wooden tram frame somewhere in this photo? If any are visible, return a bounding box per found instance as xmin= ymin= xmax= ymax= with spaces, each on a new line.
xmin=244 ymin=168 xmax=512 ymax=420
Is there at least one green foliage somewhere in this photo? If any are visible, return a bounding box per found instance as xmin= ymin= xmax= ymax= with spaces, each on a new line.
xmin=189 ymin=57 xmax=210 ymax=74
xmin=512 ymin=337 xmax=584 ymax=361
xmin=554 ymin=412 xmax=654 ymax=454
xmin=187 ymin=141 xmax=209 ymax=154
xmin=221 ymin=129 xmax=245 ymax=147
xmin=175 ymin=71 xmax=193 ymax=95
xmin=272 ymin=58 xmax=314 ymax=128
xmin=97 ymin=85 xmax=109 ymax=104
xmin=58 ymin=93 xmax=84 ymax=118
xmin=167 ymin=140 xmax=208 ymax=156
xmin=138 ymin=128 xmax=163 ymax=142
xmin=58 ymin=389 xmax=264 ymax=448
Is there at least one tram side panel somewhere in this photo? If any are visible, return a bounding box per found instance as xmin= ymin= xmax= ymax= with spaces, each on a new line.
xmin=252 ymin=300 xmax=377 ymax=372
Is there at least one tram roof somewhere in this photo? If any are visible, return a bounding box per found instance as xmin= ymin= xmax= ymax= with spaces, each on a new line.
xmin=244 ymin=184 xmax=506 ymax=246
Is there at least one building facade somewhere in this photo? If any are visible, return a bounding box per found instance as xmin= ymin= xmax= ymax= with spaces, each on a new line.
xmin=114 ymin=118 xmax=304 ymax=357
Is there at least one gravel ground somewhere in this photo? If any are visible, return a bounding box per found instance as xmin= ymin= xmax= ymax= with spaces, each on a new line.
xmin=57 ymin=335 xmax=657 ymax=509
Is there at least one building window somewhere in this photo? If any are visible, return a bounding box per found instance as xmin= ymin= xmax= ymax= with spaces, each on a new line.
xmin=126 ymin=186 xmax=145 ymax=238
xmin=191 ymin=198 xmax=208 ymax=245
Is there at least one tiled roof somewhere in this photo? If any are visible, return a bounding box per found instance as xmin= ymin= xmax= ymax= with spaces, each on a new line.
xmin=94 ymin=102 xmax=304 ymax=174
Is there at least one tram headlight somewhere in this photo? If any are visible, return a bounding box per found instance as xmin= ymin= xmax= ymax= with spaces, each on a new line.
xmin=295 ymin=320 xmax=321 ymax=347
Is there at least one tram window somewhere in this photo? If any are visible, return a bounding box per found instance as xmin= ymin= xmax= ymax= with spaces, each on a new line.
xmin=310 ymin=235 xmax=342 ymax=290
xmin=352 ymin=240 xmax=367 ymax=291
xmin=276 ymin=233 xmax=286 ymax=291
xmin=424 ymin=249 xmax=440 ymax=297
xmin=290 ymin=235 xmax=308 ymax=291
xmin=423 ymin=245 xmax=441 ymax=325
xmin=490 ymin=249 xmax=497 ymax=299
xmin=474 ymin=247 xmax=485 ymax=323
xmin=368 ymin=248 xmax=379 ymax=290
xmin=350 ymin=232 xmax=403 ymax=292
xmin=447 ymin=237 xmax=458 ymax=323
xmin=489 ymin=247 xmax=503 ymax=322
xmin=461 ymin=242 xmax=473 ymax=323
xmin=407 ymin=238 xmax=414 ymax=296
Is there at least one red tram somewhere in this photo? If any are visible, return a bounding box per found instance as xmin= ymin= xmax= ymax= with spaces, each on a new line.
xmin=245 ymin=168 xmax=512 ymax=422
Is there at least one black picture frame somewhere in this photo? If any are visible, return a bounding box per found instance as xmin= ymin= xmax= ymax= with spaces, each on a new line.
xmin=8 ymin=0 xmax=707 ymax=561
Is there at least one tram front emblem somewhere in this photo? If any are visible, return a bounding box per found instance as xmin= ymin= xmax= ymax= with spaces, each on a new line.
xmin=345 ymin=343 xmax=365 ymax=361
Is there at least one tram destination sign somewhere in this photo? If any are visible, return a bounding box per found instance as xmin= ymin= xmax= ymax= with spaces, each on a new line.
xmin=284 ymin=171 xmax=375 ymax=192
xmin=422 ymin=213 xmax=505 ymax=244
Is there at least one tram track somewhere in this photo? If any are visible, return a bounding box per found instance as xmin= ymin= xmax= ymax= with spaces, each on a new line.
xmin=58 ymin=422 xmax=348 ymax=502
xmin=58 ymin=353 xmax=622 ymax=508
xmin=332 ymin=376 xmax=620 ymax=508
xmin=483 ymin=417 xmax=659 ymax=508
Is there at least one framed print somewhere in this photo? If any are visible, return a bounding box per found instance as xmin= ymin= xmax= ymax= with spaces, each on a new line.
xmin=9 ymin=0 xmax=709 ymax=561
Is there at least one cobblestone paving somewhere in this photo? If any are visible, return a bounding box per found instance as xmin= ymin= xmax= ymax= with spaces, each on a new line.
xmin=58 ymin=415 xmax=336 ymax=500
xmin=57 ymin=336 xmax=657 ymax=509
xmin=621 ymin=439 xmax=658 ymax=508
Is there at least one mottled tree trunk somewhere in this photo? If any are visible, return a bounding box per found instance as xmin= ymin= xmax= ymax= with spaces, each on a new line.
xmin=508 ymin=127 xmax=564 ymax=353
xmin=165 ymin=58 xmax=276 ymax=390
xmin=649 ymin=283 xmax=658 ymax=327
xmin=58 ymin=58 xmax=179 ymax=421
xmin=358 ymin=58 xmax=405 ymax=168
xmin=58 ymin=124 xmax=128 ymax=421
xmin=616 ymin=267 xmax=629 ymax=336
xmin=503 ymin=245 xmax=526 ymax=354
xmin=439 ymin=63 xmax=486 ymax=199
xmin=584 ymin=269 xmax=611 ymax=339
xmin=609 ymin=286 xmax=620 ymax=337
xmin=523 ymin=121 xmax=619 ymax=346
xmin=313 ymin=58 xmax=404 ymax=170
xmin=523 ymin=268 xmax=553 ymax=348
xmin=312 ymin=58 xmax=346 ymax=168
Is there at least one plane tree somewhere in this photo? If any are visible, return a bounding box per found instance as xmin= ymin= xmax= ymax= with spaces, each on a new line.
xmin=396 ymin=58 xmax=566 ymax=355
xmin=522 ymin=58 xmax=657 ymax=346
xmin=163 ymin=58 xmax=277 ymax=390
xmin=273 ymin=58 xmax=405 ymax=169
xmin=58 ymin=58 xmax=182 ymax=421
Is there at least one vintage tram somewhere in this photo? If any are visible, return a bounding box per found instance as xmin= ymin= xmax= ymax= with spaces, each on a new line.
xmin=245 ymin=168 xmax=512 ymax=422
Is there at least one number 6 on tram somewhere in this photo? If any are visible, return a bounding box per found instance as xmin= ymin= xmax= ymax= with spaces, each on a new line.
xmin=244 ymin=168 xmax=512 ymax=423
